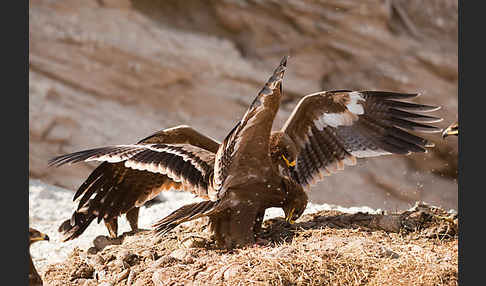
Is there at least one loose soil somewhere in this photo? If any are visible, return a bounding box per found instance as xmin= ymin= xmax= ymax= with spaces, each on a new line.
xmin=43 ymin=202 xmax=457 ymax=286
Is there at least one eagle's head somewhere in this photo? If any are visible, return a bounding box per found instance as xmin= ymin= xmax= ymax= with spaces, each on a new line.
xmin=270 ymin=131 xmax=298 ymax=178
xmin=281 ymin=178 xmax=308 ymax=224
xmin=29 ymin=227 xmax=50 ymax=246
xmin=442 ymin=121 xmax=458 ymax=138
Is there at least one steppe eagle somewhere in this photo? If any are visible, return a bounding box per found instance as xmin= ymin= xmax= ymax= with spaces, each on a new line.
xmin=49 ymin=56 xmax=442 ymax=248
xmin=29 ymin=228 xmax=49 ymax=286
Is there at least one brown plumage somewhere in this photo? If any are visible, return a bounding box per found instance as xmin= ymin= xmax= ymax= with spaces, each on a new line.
xmin=49 ymin=56 xmax=442 ymax=248
xmin=53 ymin=125 xmax=220 ymax=241
xmin=29 ymin=228 xmax=49 ymax=286
xmin=442 ymin=120 xmax=458 ymax=138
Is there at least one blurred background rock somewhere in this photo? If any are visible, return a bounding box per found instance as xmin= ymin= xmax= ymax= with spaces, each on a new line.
xmin=29 ymin=0 xmax=458 ymax=211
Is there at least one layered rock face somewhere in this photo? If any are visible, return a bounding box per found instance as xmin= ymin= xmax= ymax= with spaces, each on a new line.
xmin=29 ymin=0 xmax=458 ymax=211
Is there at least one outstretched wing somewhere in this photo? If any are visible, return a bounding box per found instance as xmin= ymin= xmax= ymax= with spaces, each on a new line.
xmin=213 ymin=56 xmax=287 ymax=196
xmin=49 ymin=125 xmax=220 ymax=222
xmin=280 ymin=90 xmax=442 ymax=187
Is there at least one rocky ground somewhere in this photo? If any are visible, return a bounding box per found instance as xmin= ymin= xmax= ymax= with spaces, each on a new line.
xmin=30 ymin=180 xmax=457 ymax=286
xmin=29 ymin=0 xmax=458 ymax=212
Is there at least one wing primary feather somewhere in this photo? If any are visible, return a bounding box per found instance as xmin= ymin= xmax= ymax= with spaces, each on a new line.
xmin=378 ymin=138 xmax=412 ymax=155
xmin=385 ymin=134 xmax=426 ymax=153
xmin=49 ymin=146 xmax=134 ymax=166
xmin=385 ymin=126 xmax=429 ymax=147
xmin=361 ymin=91 xmax=419 ymax=99
xmin=48 ymin=149 xmax=101 ymax=167
xmin=388 ymin=117 xmax=442 ymax=133
xmin=389 ymin=108 xmax=443 ymax=123
xmin=383 ymin=100 xmax=441 ymax=112
xmin=76 ymin=174 xmax=106 ymax=209
xmin=76 ymin=165 xmax=120 ymax=209
xmin=73 ymin=162 xmax=108 ymax=201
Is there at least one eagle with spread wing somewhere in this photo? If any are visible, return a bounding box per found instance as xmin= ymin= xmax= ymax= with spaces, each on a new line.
xmin=49 ymin=56 xmax=442 ymax=248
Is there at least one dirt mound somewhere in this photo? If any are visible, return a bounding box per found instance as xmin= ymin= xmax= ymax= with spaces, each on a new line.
xmin=42 ymin=202 xmax=457 ymax=286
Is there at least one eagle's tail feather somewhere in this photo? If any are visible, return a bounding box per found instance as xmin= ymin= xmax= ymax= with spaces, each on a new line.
xmin=152 ymin=200 xmax=218 ymax=237
xmin=58 ymin=207 xmax=96 ymax=242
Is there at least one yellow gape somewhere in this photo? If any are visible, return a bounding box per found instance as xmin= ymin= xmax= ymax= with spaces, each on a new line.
xmin=281 ymin=154 xmax=296 ymax=167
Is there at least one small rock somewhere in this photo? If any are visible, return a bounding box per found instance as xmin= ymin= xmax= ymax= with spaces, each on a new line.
xmin=79 ymin=279 xmax=97 ymax=286
xmin=116 ymin=268 xmax=130 ymax=283
xmin=181 ymin=236 xmax=208 ymax=248
xmin=70 ymin=262 xmax=94 ymax=280
xmin=117 ymin=250 xmax=139 ymax=266
xmin=94 ymin=269 xmax=107 ymax=281
xmin=132 ymin=278 xmax=147 ymax=286
xmin=87 ymin=247 xmax=99 ymax=255
xmin=153 ymin=256 xmax=177 ymax=268
xmin=92 ymin=254 xmax=105 ymax=265
xmin=152 ymin=269 xmax=171 ymax=286
xmin=127 ymin=270 xmax=136 ymax=286
xmin=141 ymin=249 xmax=159 ymax=261
xmin=93 ymin=235 xmax=122 ymax=250
xmin=169 ymin=249 xmax=195 ymax=264
xmin=410 ymin=245 xmax=423 ymax=253
xmin=223 ymin=264 xmax=241 ymax=281
xmin=104 ymin=254 xmax=116 ymax=262
xmin=378 ymin=247 xmax=400 ymax=259
xmin=98 ymin=282 xmax=113 ymax=286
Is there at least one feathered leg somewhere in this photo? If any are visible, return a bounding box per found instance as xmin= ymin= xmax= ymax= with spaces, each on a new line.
xmin=104 ymin=217 xmax=118 ymax=239
xmin=227 ymin=202 xmax=258 ymax=248
xmin=126 ymin=207 xmax=140 ymax=232
xmin=253 ymin=209 xmax=266 ymax=233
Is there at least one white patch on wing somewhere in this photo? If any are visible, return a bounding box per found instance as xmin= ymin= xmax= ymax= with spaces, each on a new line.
xmin=347 ymin=92 xmax=365 ymax=115
xmin=316 ymin=112 xmax=358 ymax=129
xmin=350 ymin=149 xmax=391 ymax=158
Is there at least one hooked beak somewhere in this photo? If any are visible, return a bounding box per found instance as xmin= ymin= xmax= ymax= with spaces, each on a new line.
xmin=442 ymin=122 xmax=458 ymax=138
xmin=31 ymin=233 xmax=50 ymax=242
xmin=282 ymin=155 xmax=296 ymax=168
xmin=285 ymin=208 xmax=296 ymax=224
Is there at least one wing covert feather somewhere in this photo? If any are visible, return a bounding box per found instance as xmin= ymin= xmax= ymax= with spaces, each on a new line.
xmin=280 ymin=90 xmax=442 ymax=187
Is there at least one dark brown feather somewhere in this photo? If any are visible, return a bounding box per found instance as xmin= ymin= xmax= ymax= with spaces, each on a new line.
xmin=50 ymin=126 xmax=220 ymax=241
xmin=281 ymin=90 xmax=442 ymax=187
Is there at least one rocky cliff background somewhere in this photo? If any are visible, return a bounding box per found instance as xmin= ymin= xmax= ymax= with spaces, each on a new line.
xmin=29 ymin=0 xmax=458 ymax=211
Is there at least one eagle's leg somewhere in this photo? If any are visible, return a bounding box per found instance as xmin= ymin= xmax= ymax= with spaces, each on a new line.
xmin=126 ymin=207 xmax=140 ymax=232
xmin=253 ymin=209 xmax=266 ymax=234
xmin=208 ymin=210 xmax=230 ymax=248
xmin=104 ymin=217 xmax=118 ymax=239
xmin=227 ymin=203 xmax=259 ymax=248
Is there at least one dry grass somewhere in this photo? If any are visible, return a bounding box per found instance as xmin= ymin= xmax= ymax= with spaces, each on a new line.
xmin=43 ymin=203 xmax=457 ymax=286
